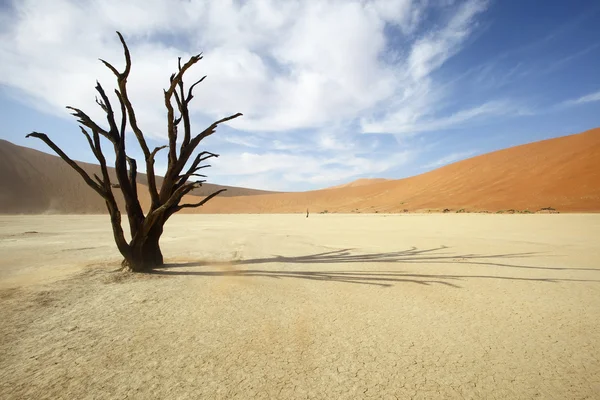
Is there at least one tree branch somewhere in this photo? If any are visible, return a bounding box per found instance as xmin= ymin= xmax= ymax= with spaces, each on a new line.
xmin=175 ymin=188 xmax=227 ymax=211
xmin=91 ymin=130 xmax=106 ymax=167
xmin=179 ymin=74 xmax=205 ymax=152
xmin=126 ymin=156 xmax=138 ymax=200
xmin=27 ymin=133 xmax=130 ymax=261
xmin=66 ymin=106 xmax=112 ymax=143
xmin=115 ymin=89 xmax=127 ymax=141
xmin=95 ymin=81 xmax=119 ymax=141
xmin=77 ymin=126 xmax=112 ymax=191
xmin=166 ymin=53 xmax=203 ymax=96
xmin=143 ymin=179 xmax=202 ymax=234
xmin=26 ymin=132 xmax=105 ymax=196
xmin=163 ymin=53 xmax=205 ymax=172
xmin=99 ymin=58 xmax=120 ymax=77
xmin=151 ymin=145 xmax=168 ymax=159
xmin=79 ymin=126 xmax=96 ymax=157
xmin=151 ymin=178 xmax=205 ymax=219
xmin=100 ymin=31 xmax=150 ymax=159
xmin=93 ymin=173 xmax=104 ymax=187
xmin=93 ymin=80 xmax=142 ymax=230
xmin=176 ymin=152 xmax=217 ymax=188
xmin=187 ymin=76 xmax=206 ymax=103
xmin=147 ymin=145 xmax=167 ymax=207
xmin=173 ymin=113 xmax=242 ymax=179
xmin=117 ymin=31 xmax=132 ymax=77
xmin=195 ymin=113 xmax=243 ymax=143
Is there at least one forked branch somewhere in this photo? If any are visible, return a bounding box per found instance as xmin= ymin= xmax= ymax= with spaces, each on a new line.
xmin=175 ymin=189 xmax=228 ymax=211
xmin=26 ymin=132 xmax=104 ymax=196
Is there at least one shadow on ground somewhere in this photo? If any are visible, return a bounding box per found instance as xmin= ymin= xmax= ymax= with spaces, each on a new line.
xmin=152 ymin=246 xmax=600 ymax=287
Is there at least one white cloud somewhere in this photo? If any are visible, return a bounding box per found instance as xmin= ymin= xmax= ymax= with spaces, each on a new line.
xmin=0 ymin=0 xmax=492 ymax=135
xmin=0 ymin=0 xmax=499 ymax=189
xmin=209 ymin=149 xmax=413 ymax=191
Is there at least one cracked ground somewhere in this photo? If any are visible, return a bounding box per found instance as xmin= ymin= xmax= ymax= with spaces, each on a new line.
xmin=1 ymin=214 xmax=599 ymax=399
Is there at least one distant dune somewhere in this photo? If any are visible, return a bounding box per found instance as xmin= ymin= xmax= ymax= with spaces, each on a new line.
xmin=1 ymin=128 xmax=599 ymax=214
xmin=193 ymin=128 xmax=600 ymax=213
xmin=0 ymin=139 xmax=275 ymax=214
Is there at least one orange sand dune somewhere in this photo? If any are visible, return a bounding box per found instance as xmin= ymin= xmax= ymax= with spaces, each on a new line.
xmin=1 ymin=128 xmax=599 ymax=214
xmin=192 ymin=128 xmax=600 ymax=213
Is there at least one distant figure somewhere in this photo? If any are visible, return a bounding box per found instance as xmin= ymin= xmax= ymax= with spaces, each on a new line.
xmin=306 ymin=208 xmax=309 ymax=218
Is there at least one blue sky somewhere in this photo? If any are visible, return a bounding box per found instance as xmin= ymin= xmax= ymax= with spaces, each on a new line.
xmin=1 ymin=0 xmax=599 ymax=191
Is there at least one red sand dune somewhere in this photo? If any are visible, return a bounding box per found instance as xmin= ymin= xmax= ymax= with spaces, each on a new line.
xmin=1 ymin=128 xmax=599 ymax=214
xmin=193 ymin=128 xmax=600 ymax=213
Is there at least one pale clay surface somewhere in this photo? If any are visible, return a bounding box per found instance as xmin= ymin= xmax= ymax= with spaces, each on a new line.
xmin=0 ymin=214 xmax=599 ymax=399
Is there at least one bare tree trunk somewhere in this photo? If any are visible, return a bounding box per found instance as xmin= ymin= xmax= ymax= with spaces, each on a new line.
xmin=144 ymin=222 xmax=164 ymax=266
xmin=122 ymin=237 xmax=163 ymax=271
xmin=121 ymin=217 xmax=165 ymax=272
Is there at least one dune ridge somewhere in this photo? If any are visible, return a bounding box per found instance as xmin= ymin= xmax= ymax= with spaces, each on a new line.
xmin=1 ymin=128 xmax=599 ymax=214
xmin=327 ymin=178 xmax=389 ymax=189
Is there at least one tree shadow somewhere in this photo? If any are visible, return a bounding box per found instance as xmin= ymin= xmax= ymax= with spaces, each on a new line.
xmin=151 ymin=246 xmax=600 ymax=288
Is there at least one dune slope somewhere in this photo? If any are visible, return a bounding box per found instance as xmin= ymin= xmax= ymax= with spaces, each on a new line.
xmin=328 ymin=178 xmax=389 ymax=189
xmin=194 ymin=128 xmax=600 ymax=213
xmin=1 ymin=128 xmax=599 ymax=213
xmin=0 ymin=139 xmax=274 ymax=213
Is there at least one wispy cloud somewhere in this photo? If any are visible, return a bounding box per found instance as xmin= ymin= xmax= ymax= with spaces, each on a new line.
xmin=561 ymin=90 xmax=600 ymax=107
xmin=220 ymin=134 xmax=261 ymax=148
xmin=366 ymin=100 xmax=520 ymax=134
xmin=360 ymin=0 xmax=494 ymax=134
xmin=210 ymin=150 xmax=413 ymax=191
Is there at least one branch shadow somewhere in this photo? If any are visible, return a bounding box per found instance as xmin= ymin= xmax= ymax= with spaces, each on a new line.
xmin=151 ymin=246 xmax=600 ymax=288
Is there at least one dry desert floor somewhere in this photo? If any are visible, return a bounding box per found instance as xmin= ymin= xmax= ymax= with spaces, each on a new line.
xmin=1 ymin=214 xmax=599 ymax=399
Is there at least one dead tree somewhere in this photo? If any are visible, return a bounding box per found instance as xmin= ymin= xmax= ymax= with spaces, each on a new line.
xmin=26 ymin=32 xmax=242 ymax=272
